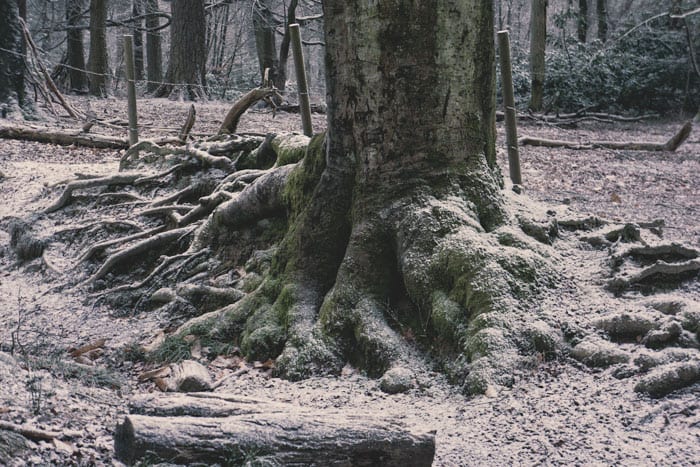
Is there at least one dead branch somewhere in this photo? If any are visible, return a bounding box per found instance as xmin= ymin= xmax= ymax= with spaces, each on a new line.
xmin=69 ymin=338 xmax=107 ymax=358
xmin=0 ymin=421 xmax=59 ymax=442
xmin=219 ymin=87 xmax=280 ymax=135
xmin=87 ymin=226 xmax=196 ymax=284
xmin=178 ymin=104 xmax=196 ymax=142
xmin=19 ymin=18 xmax=84 ymax=120
xmin=138 ymin=205 xmax=196 ymax=217
xmin=519 ymin=121 xmax=692 ymax=152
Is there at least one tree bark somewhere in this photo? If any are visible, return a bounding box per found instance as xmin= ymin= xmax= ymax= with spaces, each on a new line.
xmin=0 ymin=0 xmax=25 ymax=112
xmin=253 ymin=0 xmax=279 ymax=86
xmin=529 ymin=0 xmax=547 ymax=111
xmin=155 ymin=0 xmax=206 ymax=100
xmin=596 ymin=0 xmax=607 ymax=42
xmin=132 ymin=0 xmax=144 ymax=81
xmin=115 ymin=393 xmax=435 ymax=465
xmin=577 ymin=0 xmax=587 ymax=43
xmin=88 ymin=0 xmax=109 ymax=97
xmin=66 ymin=0 xmax=88 ymax=92
xmin=145 ymin=0 xmax=162 ymax=93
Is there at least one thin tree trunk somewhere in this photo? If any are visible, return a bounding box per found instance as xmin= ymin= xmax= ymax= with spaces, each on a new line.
xmin=529 ymin=0 xmax=547 ymax=111
xmin=66 ymin=0 xmax=88 ymax=92
xmin=596 ymin=0 xmax=607 ymax=42
xmin=274 ymin=0 xmax=298 ymax=92
xmin=578 ymin=0 xmax=587 ymax=42
xmin=145 ymin=0 xmax=162 ymax=93
xmin=253 ymin=0 xmax=279 ymax=85
xmin=0 ymin=0 xmax=26 ymax=111
xmin=132 ymin=0 xmax=144 ymax=80
xmin=88 ymin=0 xmax=109 ymax=97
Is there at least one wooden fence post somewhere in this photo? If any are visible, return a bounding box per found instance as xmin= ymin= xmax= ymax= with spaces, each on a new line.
xmin=497 ymin=30 xmax=522 ymax=185
xmin=289 ymin=24 xmax=313 ymax=137
xmin=123 ymin=35 xmax=139 ymax=146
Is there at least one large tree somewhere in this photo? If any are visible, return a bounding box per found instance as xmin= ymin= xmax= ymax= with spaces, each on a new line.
xmin=145 ymin=0 xmax=162 ymax=93
xmin=182 ymin=0 xmax=561 ymax=394
xmin=155 ymin=0 xmax=206 ymax=100
xmin=0 ymin=0 xmax=25 ymax=114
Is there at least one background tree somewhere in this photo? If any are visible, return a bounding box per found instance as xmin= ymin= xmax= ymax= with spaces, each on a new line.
xmin=0 ymin=0 xmax=25 ymax=114
xmin=155 ymin=0 xmax=206 ymax=100
xmin=578 ymin=0 xmax=587 ymax=42
xmin=88 ymin=0 xmax=109 ymax=96
xmin=596 ymin=0 xmax=607 ymax=42
xmin=529 ymin=0 xmax=547 ymax=111
xmin=65 ymin=0 xmax=88 ymax=92
xmin=145 ymin=0 xmax=162 ymax=93
xmin=132 ymin=0 xmax=144 ymax=80
xmin=252 ymin=0 xmax=279 ymax=85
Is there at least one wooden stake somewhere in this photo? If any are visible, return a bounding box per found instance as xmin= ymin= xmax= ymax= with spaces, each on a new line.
xmin=123 ymin=35 xmax=139 ymax=146
xmin=289 ymin=24 xmax=313 ymax=137
xmin=497 ymin=30 xmax=522 ymax=185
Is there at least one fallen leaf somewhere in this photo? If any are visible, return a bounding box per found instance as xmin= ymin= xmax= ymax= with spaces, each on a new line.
xmin=53 ymin=438 xmax=76 ymax=455
xmin=610 ymin=193 xmax=622 ymax=203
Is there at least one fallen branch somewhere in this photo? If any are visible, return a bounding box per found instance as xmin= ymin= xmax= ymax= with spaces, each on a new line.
xmin=219 ymin=86 xmax=280 ymax=135
xmin=1 ymin=124 xmax=131 ymax=150
xmin=519 ymin=120 xmax=692 ymax=152
xmin=0 ymin=421 xmax=59 ymax=442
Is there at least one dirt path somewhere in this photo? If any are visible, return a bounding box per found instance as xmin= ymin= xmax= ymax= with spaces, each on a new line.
xmin=0 ymin=98 xmax=698 ymax=465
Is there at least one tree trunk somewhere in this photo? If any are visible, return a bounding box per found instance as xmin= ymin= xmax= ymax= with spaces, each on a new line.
xmin=529 ymin=0 xmax=547 ymax=111
xmin=596 ymin=0 xmax=607 ymax=42
xmin=274 ymin=0 xmax=298 ymax=92
xmin=253 ymin=0 xmax=279 ymax=85
xmin=132 ymin=0 xmax=144 ymax=81
xmin=66 ymin=0 xmax=88 ymax=92
xmin=145 ymin=0 xmax=162 ymax=93
xmin=115 ymin=393 xmax=435 ymax=465
xmin=88 ymin=0 xmax=109 ymax=97
xmin=577 ymin=0 xmax=587 ymax=43
xmin=183 ymin=0 xmax=561 ymax=398
xmin=0 ymin=0 xmax=25 ymax=114
xmin=155 ymin=0 xmax=207 ymax=100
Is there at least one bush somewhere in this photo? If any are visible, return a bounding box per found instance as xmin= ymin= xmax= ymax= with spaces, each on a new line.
xmin=498 ymin=19 xmax=699 ymax=114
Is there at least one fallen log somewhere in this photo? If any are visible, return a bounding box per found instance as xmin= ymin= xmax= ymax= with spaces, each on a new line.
xmin=518 ymin=120 xmax=692 ymax=152
xmin=115 ymin=393 xmax=435 ymax=465
xmin=0 ymin=124 xmax=184 ymax=150
xmin=0 ymin=124 xmax=130 ymax=149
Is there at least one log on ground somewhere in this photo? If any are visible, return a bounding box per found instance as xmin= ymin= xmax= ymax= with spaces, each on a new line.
xmin=115 ymin=393 xmax=435 ymax=466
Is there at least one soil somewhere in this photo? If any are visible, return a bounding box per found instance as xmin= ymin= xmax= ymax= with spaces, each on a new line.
xmin=0 ymin=97 xmax=698 ymax=466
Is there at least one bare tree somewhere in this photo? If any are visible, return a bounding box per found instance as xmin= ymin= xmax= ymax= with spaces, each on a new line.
xmin=0 ymin=0 xmax=25 ymax=114
xmin=145 ymin=0 xmax=162 ymax=93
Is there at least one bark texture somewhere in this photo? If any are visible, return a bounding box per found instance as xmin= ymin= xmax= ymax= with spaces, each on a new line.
xmin=145 ymin=0 xmax=162 ymax=93
xmin=0 ymin=0 xmax=25 ymax=111
xmin=88 ymin=0 xmax=109 ymax=97
xmin=155 ymin=0 xmax=206 ymax=100
xmin=529 ymin=0 xmax=547 ymax=111
xmin=115 ymin=393 xmax=435 ymax=465
xmin=66 ymin=0 xmax=87 ymax=92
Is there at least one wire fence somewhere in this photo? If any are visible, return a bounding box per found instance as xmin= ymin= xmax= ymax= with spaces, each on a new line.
xmin=0 ymin=44 xmax=327 ymax=102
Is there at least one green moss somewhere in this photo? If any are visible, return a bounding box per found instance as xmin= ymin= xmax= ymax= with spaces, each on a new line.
xmin=149 ymin=336 xmax=191 ymax=363
xmin=271 ymin=134 xmax=310 ymax=166
xmin=281 ymin=132 xmax=327 ymax=220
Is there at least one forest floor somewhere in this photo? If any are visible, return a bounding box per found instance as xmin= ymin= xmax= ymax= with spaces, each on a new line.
xmin=0 ymin=97 xmax=698 ymax=466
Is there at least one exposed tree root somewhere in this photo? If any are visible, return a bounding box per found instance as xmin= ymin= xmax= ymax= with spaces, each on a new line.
xmin=86 ymin=226 xmax=196 ymax=285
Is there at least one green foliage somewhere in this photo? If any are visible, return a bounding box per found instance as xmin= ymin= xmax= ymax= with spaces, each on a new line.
xmin=500 ymin=19 xmax=699 ymax=114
